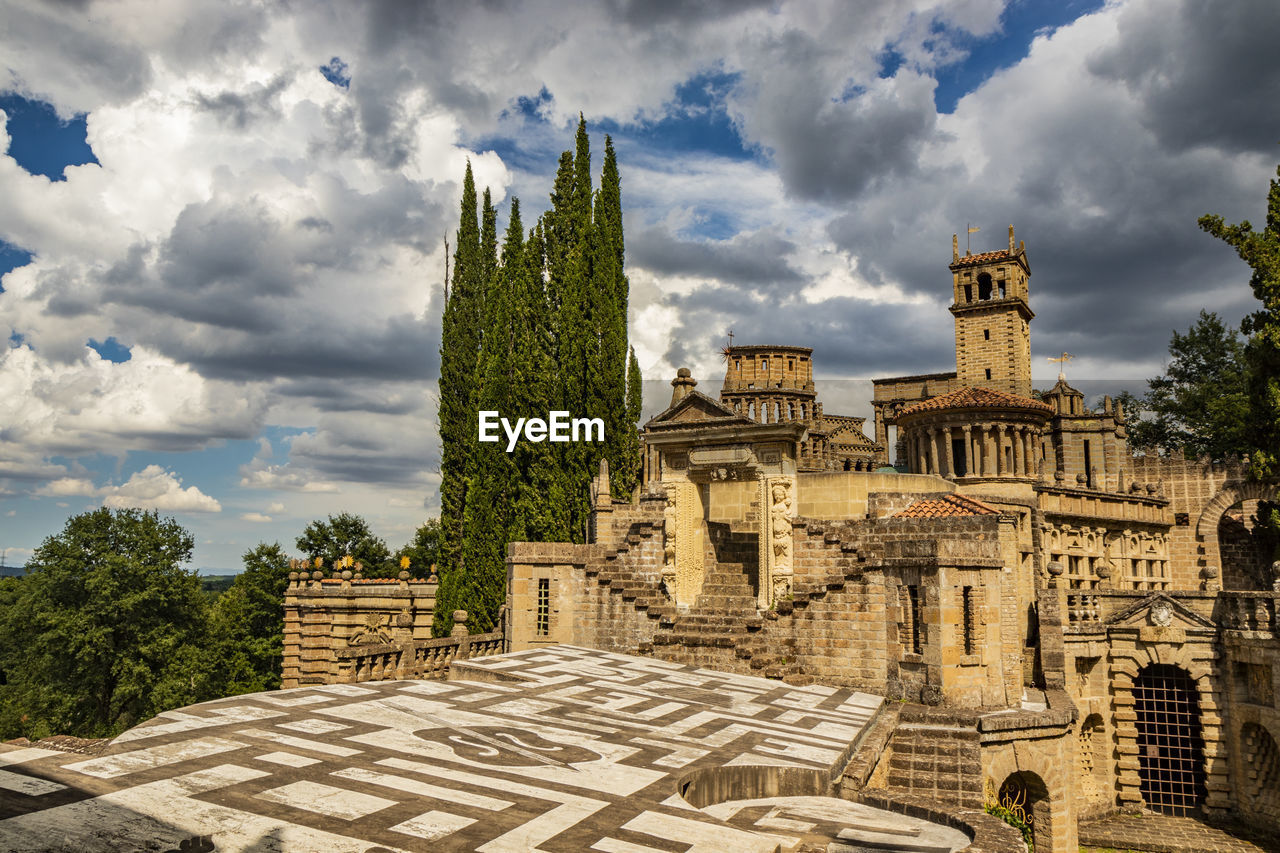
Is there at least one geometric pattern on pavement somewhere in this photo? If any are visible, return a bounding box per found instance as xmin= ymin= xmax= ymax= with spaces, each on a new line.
xmin=0 ymin=645 xmax=966 ymax=852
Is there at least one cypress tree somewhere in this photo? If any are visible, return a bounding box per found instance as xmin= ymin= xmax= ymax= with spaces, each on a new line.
xmin=434 ymin=125 xmax=643 ymax=632
xmin=437 ymin=162 xmax=482 ymax=614
xmin=621 ymin=346 xmax=644 ymax=495
xmin=446 ymin=200 xmax=525 ymax=635
xmin=596 ymin=135 xmax=637 ymax=497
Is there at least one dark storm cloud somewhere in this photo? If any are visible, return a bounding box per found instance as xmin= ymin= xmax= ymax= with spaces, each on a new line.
xmin=659 ymin=283 xmax=953 ymax=379
xmin=629 ymin=224 xmax=804 ymax=289
xmin=275 ymin=379 xmax=426 ymax=415
xmin=1088 ymin=0 xmax=1280 ymax=155
xmin=607 ymin=0 xmax=775 ymax=27
xmin=3 ymin=2 xmax=152 ymax=108
xmin=732 ymin=32 xmax=940 ymax=204
xmin=193 ymin=73 xmax=292 ymax=129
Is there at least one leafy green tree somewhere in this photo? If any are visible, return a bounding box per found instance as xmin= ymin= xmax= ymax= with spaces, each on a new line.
xmin=1200 ymin=163 xmax=1280 ymax=555
xmin=1200 ymin=164 xmax=1280 ymax=482
xmin=1121 ymin=311 xmax=1250 ymax=459
xmin=394 ymin=518 xmax=444 ymax=577
xmin=295 ymin=512 xmax=392 ymax=575
xmin=0 ymin=509 xmax=211 ymax=739
xmin=203 ymin=543 xmax=293 ymax=695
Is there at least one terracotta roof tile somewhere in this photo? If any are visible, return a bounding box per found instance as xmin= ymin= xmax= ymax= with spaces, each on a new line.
xmin=893 ymin=493 xmax=1001 ymax=518
xmin=898 ymin=385 xmax=1053 ymax=417
xmin=951 ymin=249 xmax=1016 ymax=268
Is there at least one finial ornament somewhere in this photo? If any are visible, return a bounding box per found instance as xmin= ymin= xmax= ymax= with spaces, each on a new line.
xmin=1047 ymin=352 xmax=1073 ymax=382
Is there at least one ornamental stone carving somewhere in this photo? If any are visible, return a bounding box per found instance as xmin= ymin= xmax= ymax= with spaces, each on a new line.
xmin=662 ymin=483 xmax=679 ymax=599
xmin=760 ymin=475 xmax=796 ymax=606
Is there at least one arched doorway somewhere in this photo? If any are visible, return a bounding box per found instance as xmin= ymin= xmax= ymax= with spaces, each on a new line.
xmin=1134 ymin=664 xmax=1207 ymax=815
xmin=996 ymin=771 xmax=1051 ymax=851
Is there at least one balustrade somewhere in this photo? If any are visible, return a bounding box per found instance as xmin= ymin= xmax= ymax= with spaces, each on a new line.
xmin=333 ymin=631 xmax=505 ymax=684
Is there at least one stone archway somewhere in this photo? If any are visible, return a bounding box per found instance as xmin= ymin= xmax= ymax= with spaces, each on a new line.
xmin=1195 ymin=481 xmax=1278 ymax=589
xmin=997 ymin=771 xmax=1053 ymax=852
xmin=1134 ymin=663 xmax=1207 ymax=816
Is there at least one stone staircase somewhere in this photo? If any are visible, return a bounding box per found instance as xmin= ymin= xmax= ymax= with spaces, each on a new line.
xmin=582 ymin=501 xmax=885 ymax=683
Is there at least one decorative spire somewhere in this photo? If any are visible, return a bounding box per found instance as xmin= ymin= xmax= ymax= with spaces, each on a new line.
xmin=670 ymin=367 xmax=697 ymax=406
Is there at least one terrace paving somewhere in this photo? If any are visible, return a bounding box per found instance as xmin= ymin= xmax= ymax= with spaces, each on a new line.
xmin=0 ymin=645 xmax=968 ymax=853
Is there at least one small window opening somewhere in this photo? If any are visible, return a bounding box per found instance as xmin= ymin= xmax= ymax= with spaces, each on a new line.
xmin=1083 ymin=440 xmax=1093 ymax=488
xmin=761 ymin=359 xmax=768 ymax=370
xmin=964 ymin=284 xmax=973 ymax=302
xmin=978 ymin=273 xmax=993 ymax=300
xmin=536 ymin=578 xmax=550 ymax=636
xmin=788 ymin=359 xmax=794 ymax=371
xmin=985 ymin=368 xmax=992 ymax=380
xmin=962 ymin=586 xmax=975 ymax=655
xmin=907 ymin=585 xmax=923 ymax=654
xmin=984 ymin=329 xmax=990 ymax=340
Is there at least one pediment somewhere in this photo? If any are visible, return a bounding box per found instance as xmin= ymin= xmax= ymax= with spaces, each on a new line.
xmin=1104 ymin=593 xmax=1215 ymax=630
xmin=646 ymin=391 xmax=752 ymax=427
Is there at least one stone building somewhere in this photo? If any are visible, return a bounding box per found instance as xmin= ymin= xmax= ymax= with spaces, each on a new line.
xmin=505 ymin=229 xmax=1280 ymax=852
xmin=719 ymin=345 xmax=882 ymax=471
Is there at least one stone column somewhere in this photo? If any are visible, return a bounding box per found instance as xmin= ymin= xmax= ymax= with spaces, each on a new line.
xmin=874 ymin=404 xmax=888 ymax=453
xmin=927 ymin=428 xmax=940 ymax=476
xmin=942 ymin=426 xmax=955 ymax=478
xmin=961 ymin=425 xmax=972 ymax=477
xmin=1013 ymin=427 xmax=1025 ymax=476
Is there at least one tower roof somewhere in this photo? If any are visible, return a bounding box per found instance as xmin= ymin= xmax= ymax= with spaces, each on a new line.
xmin=897 ymin=385 xmax=1053 ymax=418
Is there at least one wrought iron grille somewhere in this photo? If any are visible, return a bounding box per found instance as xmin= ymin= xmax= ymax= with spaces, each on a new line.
xmin=1134 ymin=664 xmax=1207 ymax=816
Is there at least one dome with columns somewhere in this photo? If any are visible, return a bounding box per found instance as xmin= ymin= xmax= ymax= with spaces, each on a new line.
xmin=896 ymin=386 xmax=1052 ymax=482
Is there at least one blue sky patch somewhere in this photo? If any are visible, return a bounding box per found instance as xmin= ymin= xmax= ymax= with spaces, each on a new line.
xmin=320 ymin=56 xmax=350 ymax=88
xmin=932 ymin=0 xmax=1106 ymax=113
xmin=0 ymin=94 xmax=99 ymax=180
xmin=88 ymin=336 xmax=132 ymax=363
xmin=0 ymin=240 xmax=33 ymax=292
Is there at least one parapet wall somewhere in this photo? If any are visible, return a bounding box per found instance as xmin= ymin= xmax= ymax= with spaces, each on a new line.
xmin=282 ymin=572 xmax=439 ymax=688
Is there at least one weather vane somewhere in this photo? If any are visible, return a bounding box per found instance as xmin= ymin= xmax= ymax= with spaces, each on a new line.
xmin=966 ymin=223 xmax=980 ymax=253
xmin=1048 ymin=352 xmax=1073 ymax=381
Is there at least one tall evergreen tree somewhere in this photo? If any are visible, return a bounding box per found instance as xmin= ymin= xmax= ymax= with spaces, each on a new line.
xmin=437 ymin=162 xmax=482 ymax=617
xmin=435 ymin=124 xmax=646 ymax=630
xmin=621 ymin=346 xmax=644 ymax=495
xmin=445 ymin=201 xmax=525 ymax=635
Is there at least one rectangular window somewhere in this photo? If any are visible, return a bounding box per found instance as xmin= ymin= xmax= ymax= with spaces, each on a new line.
xmin=964 ymin=284 xmax=972 ymax=302
xmin=962 ymin=586 xmax=975 ymax=655
xmin=983 ymin=328 xmax=990 ymax=340
xmin=907 ymin=585 xmax=923 ymax=655
xmin=985 ymin=368 xmax=992 ymax=380
xmin=761 ymin=359 xmax=768 ymax=370
xmin=1083 ymin=439 xmax=1093 ymax=488
xmin=536 ymin=578 xmax=550 ymax=636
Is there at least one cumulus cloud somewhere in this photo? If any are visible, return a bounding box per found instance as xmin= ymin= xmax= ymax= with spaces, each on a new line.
xmin=0 ymin=0 xmax=1275 ymax=568
xmin=240 ymin=511 xmax=273 ymax=523
xmin=33 ymin=465 xmax=221 ymax=513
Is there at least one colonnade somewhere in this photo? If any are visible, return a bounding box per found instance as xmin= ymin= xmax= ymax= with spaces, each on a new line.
xmin=909 ymin=422 xmax=1042 ymax=479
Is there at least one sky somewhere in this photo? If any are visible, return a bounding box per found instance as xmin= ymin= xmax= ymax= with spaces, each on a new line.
xmin=1 ymin=0 xmax=1277 ymax=572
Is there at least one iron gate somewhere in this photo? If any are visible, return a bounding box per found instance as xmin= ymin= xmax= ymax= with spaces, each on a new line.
xmin=1134 ymin=664 xmax=1207 ymax=815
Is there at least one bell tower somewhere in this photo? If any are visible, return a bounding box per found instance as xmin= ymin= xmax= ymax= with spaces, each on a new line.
xmin=948 ymin=225 xmax=1033 ymax=398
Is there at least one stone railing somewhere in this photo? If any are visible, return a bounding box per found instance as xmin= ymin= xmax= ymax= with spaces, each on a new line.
xmin=334 ymin=625 xmax=506 ymax=684
xmin=1217 ymin=591 xmax=1279 ymax=633
xmin=1055 ymin=587 xmax=1279 ymax=635
xmin=1065 ymin=591 xmax=1101 ymax=624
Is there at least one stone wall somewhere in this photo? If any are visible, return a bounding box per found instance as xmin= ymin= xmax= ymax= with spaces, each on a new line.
xmin=282 ymin=573 xmax=438 ymax=688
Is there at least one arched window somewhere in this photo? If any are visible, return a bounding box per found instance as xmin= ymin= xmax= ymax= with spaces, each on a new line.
xmin=978 ymin=273 xmax=993 ymax=300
